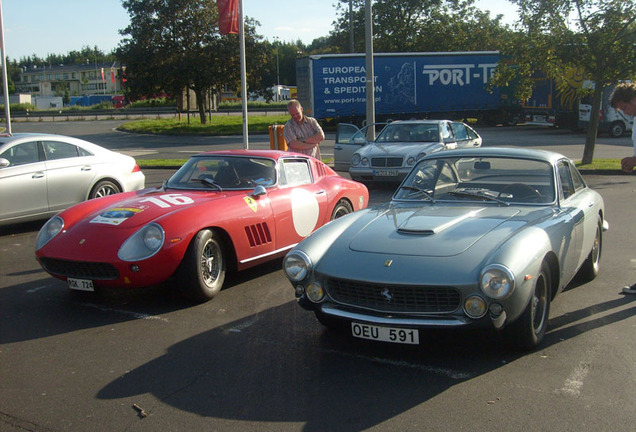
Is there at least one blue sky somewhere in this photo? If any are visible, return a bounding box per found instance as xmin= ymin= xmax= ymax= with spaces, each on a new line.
xmin=2 ymin=0 xmax=518 ymax=60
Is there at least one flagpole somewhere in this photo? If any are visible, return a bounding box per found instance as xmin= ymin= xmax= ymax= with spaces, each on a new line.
xmin=239 ymin=0 xmax=248 ymax=149
xmin=0 ymin=1 xmax=12 ymax=135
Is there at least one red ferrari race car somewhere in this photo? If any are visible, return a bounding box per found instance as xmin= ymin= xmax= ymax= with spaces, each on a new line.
xmin=35 ymin=150 xmax=369 ymax=302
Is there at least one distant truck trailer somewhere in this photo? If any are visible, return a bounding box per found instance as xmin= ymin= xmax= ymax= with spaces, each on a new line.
xmin=296 ymin=51 xmax=519 ymax=125
xmin=522 ymin=67 xmax=585 ymax=129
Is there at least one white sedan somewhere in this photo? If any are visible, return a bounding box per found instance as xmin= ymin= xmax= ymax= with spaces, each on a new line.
xmin=0 ymin=133 xmax=145 ymax=226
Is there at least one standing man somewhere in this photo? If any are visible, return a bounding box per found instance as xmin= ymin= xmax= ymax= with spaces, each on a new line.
xmin=609 ymin=82 xmax=636 ymax=294
xmin=609 ymin=82 xmax=636 ymax=173
xmin=283 ymin=99 xmax=325 ymax=160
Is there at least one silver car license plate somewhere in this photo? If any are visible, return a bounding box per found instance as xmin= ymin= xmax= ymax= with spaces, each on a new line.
xmin=351 ymin=322 xmax=419 ymax=345
xmin=373 ymin=169 xmax=398 ymax=177
xmin=67 ymin=277 xmax=95 ymax=292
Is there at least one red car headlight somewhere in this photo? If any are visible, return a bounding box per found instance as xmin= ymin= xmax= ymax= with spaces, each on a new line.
xmin=118 ymin=223 xmax=165 ymax=261
xmin=35 ymin=216 xmax=64 ymax=250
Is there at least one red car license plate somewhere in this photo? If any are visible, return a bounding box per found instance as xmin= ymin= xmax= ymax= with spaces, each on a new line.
xmin=67 ymin=277 xmax=95 ymax=292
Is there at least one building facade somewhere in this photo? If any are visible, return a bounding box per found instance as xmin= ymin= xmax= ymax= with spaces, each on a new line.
xmin=17 ymin=62 xmax=125 ymax=99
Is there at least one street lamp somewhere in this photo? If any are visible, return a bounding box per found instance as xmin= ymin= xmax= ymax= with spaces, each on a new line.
xmin=273 ymin=36 xmax=280 ymax=101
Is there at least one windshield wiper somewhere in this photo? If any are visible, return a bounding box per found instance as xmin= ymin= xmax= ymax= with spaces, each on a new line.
xmin=398 ymin=185 xmax=435 ymax=202
xmin=191 ymin=178 xmax=223 ymax=191
xmin=447 ymin=189 xmax=509 ymax=206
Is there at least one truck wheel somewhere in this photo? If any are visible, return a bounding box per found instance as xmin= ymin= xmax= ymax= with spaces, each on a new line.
xmin=609 ymin=121 xmax=625 ymax=138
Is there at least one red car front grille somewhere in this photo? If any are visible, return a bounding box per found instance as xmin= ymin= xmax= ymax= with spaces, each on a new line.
xmin=39 ymin=257 xmax=119 ymax=280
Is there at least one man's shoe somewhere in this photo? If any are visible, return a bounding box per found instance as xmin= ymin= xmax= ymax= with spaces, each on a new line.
xmin=622 ymin=284 xmax=636 ymax=294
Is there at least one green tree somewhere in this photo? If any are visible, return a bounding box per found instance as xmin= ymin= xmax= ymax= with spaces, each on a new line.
xmin=117 ymin=0 xmax=271 ymax=124
xmin=328 ymin=0 xmax=511 ymax=53
xmin=497 ymin=0 xmax=636 ymax=163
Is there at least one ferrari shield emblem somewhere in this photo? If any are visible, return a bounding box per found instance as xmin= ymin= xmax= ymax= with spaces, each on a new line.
xmin=243 ymin=196 xmax=258 ymax=213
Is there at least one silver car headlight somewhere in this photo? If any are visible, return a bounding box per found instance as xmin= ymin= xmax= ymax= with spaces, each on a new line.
xmin=306 ymin=281 xmax=325 ymax=302
xmin=351 ymin=154 xmax=361 ymax=166
xmin=480 ymin=264 xmax=515 ymax=299
xmin=407 ymin=156 xmax=416 ymax=166
xmin=283 ymin=250 xmax=312 ymax=282
xmin=464 ymin=295 xmax=487 ymax=318
xmin=360 ymin=157 xmax=369 ymax=166
xmin=118 ymin=223 xmax=165 ymax=261
xmin=35 ymin=216 xmax=64 ymax=250
xmin=417 ymin=152 xmax=427 ymax=161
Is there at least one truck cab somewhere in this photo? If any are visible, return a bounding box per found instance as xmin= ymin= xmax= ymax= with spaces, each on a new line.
xmin=578 ymin=85 xmax=634 ymax=138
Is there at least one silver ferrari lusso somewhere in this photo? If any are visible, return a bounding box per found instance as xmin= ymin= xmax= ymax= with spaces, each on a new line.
xmin=284 ymin=147 xmax=608 ymax=350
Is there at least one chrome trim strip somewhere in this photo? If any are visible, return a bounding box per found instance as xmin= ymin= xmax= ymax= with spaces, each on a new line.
xmin=239 ymin=244 xmax=298 ymax=264
xmin=320 ymin=306 xmax=471 ymax=327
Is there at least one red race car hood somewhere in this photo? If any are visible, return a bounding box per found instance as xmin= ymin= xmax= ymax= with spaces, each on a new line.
xmin=79 ymin=189 xmax=232 ymax=228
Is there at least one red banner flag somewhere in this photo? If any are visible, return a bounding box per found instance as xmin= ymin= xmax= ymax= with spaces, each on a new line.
xmin=217 ymin=0 xmax=239 ymax=34
xmin=111 ymin=68 xmax=115 ymax=83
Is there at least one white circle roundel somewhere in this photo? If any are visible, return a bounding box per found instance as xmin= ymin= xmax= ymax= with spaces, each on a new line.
xmin=290 ymin=188 xmax=320 ymax=237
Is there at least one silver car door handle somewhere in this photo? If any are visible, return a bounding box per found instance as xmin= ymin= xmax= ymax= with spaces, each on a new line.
xmin=32 ymin=172 xmax=45 ymax=179
xmin=81 ymin=166 xmax=93 ymax=171
xmin=588 ymin=201 xmax=595 ymax=207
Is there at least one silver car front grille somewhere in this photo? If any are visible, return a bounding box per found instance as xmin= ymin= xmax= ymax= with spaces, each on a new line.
xmin=325 ymin=277 xmax=461 ymax=314
xmin=370 ymin=157 xmax=403 ymax=168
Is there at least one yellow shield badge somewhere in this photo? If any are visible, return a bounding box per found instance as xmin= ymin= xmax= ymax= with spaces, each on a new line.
xmin=243 ymin=196 xmax=258 ymax=213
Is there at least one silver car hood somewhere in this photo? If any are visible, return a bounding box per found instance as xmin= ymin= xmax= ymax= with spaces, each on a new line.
xmin=359 ymin=141 xmax=441 ymax=157
xmin=349 ymin=205 xmax=520 ymax=257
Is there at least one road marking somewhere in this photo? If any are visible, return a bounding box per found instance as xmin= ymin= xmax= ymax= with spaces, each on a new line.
xmin=119 ymin=150 xmax=158 ymax=156
xmin=26 ymin=284 xmax=58 ymax=293
xmin=82 ymin=303 xmax=170 ymax=322
xmin=561 ymin=362 xmax=589 ymax=396
xmin=228 ymin=317 xmax=259 ymax=332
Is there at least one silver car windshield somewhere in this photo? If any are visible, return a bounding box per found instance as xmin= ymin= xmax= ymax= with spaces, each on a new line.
xmin=166 ymin=156 xmax=276 ymax=190
xmin=394 ymin=156 xmax=556 ymax=204
xmin=376 ymin=124 xmax=440 ymax=143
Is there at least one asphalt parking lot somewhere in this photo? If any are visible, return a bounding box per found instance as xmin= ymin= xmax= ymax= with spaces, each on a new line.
xmin=1 ymin=121 xmax=636 ymax=432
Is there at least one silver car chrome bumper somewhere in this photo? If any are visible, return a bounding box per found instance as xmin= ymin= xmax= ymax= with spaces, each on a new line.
xmin=321 ymin=305 xmax=472 ymax=327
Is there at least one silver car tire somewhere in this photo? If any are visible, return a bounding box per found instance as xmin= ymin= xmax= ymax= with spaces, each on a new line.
xmin=578 ymin=215 xmax=602 ymax=281
xmin=504 ymin=261 xmax=551 ymax=351
xmin=90 ymin=180 xmax=121 ymax=199
xmin=178 ymin=229 xmax=226 ymax=302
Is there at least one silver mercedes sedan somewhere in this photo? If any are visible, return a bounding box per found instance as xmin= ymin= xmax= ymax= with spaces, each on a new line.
xmin=0 ymin=133 xmax=145 ymax=226
xmin=284 ymin=147 xmax=607 ymax=350
xmin=343 ymin=120 xmax=481 ymax=184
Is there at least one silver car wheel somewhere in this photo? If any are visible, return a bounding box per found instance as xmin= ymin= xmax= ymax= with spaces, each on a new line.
xmin=579 ymin=215 xmax=602 ymax=281
xmin=91 ymin=180 xmax=121 ymax=199
xmin=504 ymin=262 xmax=551 ymax=350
